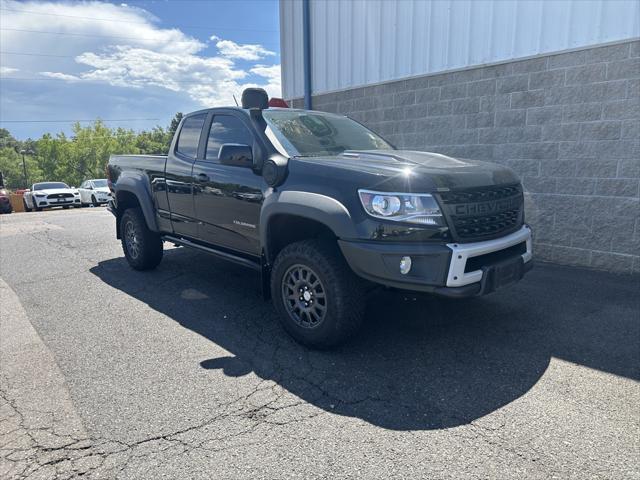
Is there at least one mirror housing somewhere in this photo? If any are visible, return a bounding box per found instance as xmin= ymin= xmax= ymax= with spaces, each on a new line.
xmin=263 ymin=154 xmax=289 ymax=187
xmin=218 ymin=144 xmax=253 ymax=168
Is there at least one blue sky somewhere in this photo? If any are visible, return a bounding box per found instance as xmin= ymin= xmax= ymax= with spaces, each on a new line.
xmin=0 ymin=0 xmax=281 ymax=139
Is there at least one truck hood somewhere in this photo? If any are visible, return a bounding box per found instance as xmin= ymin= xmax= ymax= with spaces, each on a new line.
xmin=294 ymin=150 xmax=520 ymax=191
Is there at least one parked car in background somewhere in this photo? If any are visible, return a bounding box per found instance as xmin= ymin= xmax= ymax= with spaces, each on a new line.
xmin=0 ymin=187 xmax=12 ymax=214
xmin=79 ymin=179 xmax=111 ymax=207
xmin=23 ymin=182 xmax=81 ymax=212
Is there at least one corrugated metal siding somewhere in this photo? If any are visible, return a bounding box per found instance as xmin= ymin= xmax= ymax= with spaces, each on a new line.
xmin=280 ymin=0 xmax=640 ymax=99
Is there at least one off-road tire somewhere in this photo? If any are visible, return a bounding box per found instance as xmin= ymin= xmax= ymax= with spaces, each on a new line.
xmin=270 ymin=239 xmax=365 ymax=349
xmin=120 ymin=207 xmax=163 ymax=270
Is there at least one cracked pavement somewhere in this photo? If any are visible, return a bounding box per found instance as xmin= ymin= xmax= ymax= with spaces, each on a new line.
xmin=0 ymin=208 xmax=639 ymax=479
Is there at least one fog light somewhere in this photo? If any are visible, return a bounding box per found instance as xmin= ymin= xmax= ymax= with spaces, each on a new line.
xmin=399 ymin=256 xmax=412 ymax=275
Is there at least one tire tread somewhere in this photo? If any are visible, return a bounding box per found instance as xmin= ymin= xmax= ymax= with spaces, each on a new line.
xmin=271 ymin=239 xmax=365 ymax=349
xmin=120 ymin=207 xmax=163 ymax=270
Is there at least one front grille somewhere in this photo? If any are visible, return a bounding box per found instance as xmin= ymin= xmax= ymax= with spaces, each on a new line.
xmin=47 ymin=193 xmax=74 ymax=199
xmin=453 ymin=208 xmax=521 ymax=239
xmin=439 ymin=184 xmax=522 ymax=204
xmin=438 ymin=184 xmax=524 ymax=242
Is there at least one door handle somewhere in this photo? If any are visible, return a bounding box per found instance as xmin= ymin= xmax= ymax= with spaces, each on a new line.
xmin=196 ymin=173 xmax=209 ymax=182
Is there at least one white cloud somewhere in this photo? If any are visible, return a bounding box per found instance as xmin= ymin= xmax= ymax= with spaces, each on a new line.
xmin=1 ymin=0 xmax=204 ymax=55
xmin=0 ymin=0 xmax=281 ymax=107
xmin=40 ymin=71 xmax=80 ymax=82
xmin=215 ymin=39 xmax=276 ymax=61
xmin=0 ymin=67 xmax=19 ymax=74
xmin=250 ymin=64 xmax=281 ymax=82
xmin=249 ymin=64 xmax=282 ymax=99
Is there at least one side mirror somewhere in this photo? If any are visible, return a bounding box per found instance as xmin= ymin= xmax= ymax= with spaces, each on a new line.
xmin=218 ymin=144 xmax=253 ymax=168
xmin=263 ymin=154 xmax=289 ymax=187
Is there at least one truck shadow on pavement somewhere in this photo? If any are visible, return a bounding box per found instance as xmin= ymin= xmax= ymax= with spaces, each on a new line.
xmin=90 ymin=248 xmax=639 ymax=431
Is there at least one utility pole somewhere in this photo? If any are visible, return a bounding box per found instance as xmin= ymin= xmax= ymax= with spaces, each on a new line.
xmin=19 ymin=149 xmax=30 ymax=188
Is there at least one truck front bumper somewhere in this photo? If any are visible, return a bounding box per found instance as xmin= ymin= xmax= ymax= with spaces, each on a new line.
xmin=338 ymin=225 xmax=533 ymax=298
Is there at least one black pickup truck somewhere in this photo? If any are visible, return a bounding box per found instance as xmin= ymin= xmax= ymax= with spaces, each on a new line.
xmin=108 ymin=88 xmax=533 ymax=348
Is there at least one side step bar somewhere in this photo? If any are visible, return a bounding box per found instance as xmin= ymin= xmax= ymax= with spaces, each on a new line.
xmin=162 ymin=235 xmax=261 ymax=271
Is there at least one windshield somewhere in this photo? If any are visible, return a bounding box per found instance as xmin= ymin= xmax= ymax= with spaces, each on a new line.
xmin=263 ymin=110 xmax=392 ymax=157
xmin=92 ymin=179 xmax=108 ymax=188
xmin=33 ymin=182 xmax=69 ymax=190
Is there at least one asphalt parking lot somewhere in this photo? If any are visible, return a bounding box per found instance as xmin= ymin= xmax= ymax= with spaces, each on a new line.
xmin=1 ymin=208 xmax=638 ymax=479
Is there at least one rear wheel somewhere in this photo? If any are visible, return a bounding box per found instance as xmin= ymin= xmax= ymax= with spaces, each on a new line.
xmin=120 ymin=207 xmax=163 ymax=270
xmin=271 ymin=239 xmax=365 ymax=349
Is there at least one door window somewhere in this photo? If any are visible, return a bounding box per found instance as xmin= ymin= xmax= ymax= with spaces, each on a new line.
xmin=176 ymin=114 xmax=206 ymax=158
xmin=206 ymin=115 xmax=253 ymax=161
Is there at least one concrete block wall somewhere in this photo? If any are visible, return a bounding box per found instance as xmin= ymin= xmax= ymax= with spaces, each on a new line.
xmin=290 ymin=40 xmax=640 ymax=274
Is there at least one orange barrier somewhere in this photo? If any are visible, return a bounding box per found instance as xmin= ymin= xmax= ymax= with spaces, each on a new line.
xmin=9 ymin=193 xmax=25 ymax=213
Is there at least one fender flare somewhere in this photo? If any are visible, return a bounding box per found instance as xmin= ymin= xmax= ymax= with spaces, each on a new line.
xmin=260 ymin=190 xmax=357 ymax=263
xmin=114 ymin=173 xmax=159 ymax=232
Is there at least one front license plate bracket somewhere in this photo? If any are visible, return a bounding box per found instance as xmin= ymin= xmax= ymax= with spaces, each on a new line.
xmin=479 ymin=256 xmax=524 ymax=294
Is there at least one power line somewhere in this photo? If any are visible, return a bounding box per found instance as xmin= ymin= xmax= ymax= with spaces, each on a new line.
xmin=0 ymin=7 xmax=278 ymax=33
xmin=0 ymin=75 xmax=258 ymax=86
xmin=0 ymin=51 xmax=76 ymax=58
xmin=0 ymin=27 xmax=176 ymax=42
xmin=0 ymin=118 xmax=160 ymax=123
xmin=0 ymin=27 xmax=278 ymax=47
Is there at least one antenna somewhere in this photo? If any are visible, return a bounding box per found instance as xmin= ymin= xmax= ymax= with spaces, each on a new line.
xmin=232 ymin=94 xmax=239 ymax=107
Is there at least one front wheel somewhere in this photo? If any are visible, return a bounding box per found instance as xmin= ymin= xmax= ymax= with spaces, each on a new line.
xmin=119 ymin=207 xmax=163 ymax=270
xmin=91 ymin=195 xmax=99 ymax=207
xmin=23 ymin=199 xmax=32 ymax=212
xmin=270 ymin=240 xmax=365 ymax=349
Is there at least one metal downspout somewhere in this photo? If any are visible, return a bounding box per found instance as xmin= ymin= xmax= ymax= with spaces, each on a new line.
xmin=302 ymin=0 xmax=312 ymax=109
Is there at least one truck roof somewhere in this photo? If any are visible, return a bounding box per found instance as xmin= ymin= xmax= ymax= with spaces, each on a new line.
xmin=184 ymin=106 xmax=344 ymax=118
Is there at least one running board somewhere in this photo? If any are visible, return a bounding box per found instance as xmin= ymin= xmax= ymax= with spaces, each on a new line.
xmin=162 ymin=235 xmax=261 ymax=271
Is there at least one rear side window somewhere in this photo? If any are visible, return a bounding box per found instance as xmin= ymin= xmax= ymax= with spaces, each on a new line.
xmin=206 ymin=115 xmax=253 ymax=161
xmin=176 ymin=114 xmax=206 ymax=158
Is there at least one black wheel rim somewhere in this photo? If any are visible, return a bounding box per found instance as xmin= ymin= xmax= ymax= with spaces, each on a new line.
xmin=281 ymin=264 xmax=327 ymax=329
xmin=124 ymin=220 xmax=140 ymax=259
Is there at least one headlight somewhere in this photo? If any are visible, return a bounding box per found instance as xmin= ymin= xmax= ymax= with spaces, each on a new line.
xmin=358 ymin=189 xmax=444 ymax=226
xmin=34 ymin=193 xmax=46 ymax=197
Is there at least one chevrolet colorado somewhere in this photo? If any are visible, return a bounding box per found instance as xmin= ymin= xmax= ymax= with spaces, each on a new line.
xmin=108 ymin=88 xmax=533 ymax=348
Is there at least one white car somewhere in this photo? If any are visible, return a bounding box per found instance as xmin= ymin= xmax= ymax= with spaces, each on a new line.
xmin=23 ymin=182 xmax=81 ymax=212
xmin=78 ymin=179 xmax=111 ymax=206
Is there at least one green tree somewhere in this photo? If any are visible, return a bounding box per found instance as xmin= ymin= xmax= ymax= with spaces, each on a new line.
xmin=168 ymin=112 xmax=183 ymax=140
xmin=0 ymin=113 xmax=182 ymax=190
